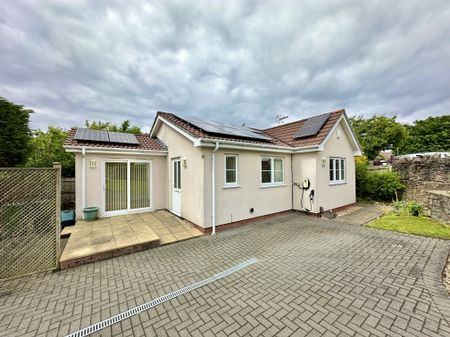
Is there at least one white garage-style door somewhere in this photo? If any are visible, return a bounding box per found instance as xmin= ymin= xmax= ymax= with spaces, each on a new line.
xmin=102 ymin=160 xmax=152 ymax=216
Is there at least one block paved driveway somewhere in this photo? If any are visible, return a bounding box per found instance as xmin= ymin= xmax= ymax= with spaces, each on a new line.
xmin=1 ymin=212 xmax=450 ymax=337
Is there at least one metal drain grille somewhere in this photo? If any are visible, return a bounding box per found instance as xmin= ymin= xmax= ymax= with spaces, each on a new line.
xmin=66 ymin=258 xmax=257 ymax=337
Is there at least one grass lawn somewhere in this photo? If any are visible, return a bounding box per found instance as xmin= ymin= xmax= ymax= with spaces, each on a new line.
xmin=367 ymin=214 xmax=450 ymax=240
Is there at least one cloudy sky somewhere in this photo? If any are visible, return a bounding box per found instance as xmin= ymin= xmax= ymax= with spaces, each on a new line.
xmin=1 ymin=0 xmax=449 ymax=131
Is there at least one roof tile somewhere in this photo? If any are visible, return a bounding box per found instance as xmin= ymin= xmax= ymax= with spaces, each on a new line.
xmin=157 ymin=109 xmax=345 ymax=148
xmin=263 ymin=109 xmax=344 ymax=147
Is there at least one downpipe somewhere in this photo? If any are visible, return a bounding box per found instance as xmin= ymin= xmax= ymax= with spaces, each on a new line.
xmin=211 ymin=142 xmax=219 ymax=235
xmin=82 ymin=147 xmax=86 ymax=219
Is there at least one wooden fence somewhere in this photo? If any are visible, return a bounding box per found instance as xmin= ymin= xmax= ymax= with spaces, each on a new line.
xmin=61 ymin=177 xmax=75 ymax=209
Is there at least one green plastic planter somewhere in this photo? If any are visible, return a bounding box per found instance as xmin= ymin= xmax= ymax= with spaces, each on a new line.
xmin=83 ymin=207 xmax=99 ymax=221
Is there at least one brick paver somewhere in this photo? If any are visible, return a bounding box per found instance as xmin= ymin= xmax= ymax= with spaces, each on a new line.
xmin=1 ymin=212 xmax=450 ymax=336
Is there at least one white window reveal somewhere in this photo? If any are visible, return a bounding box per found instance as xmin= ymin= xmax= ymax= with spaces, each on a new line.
xmin=330 ymin=157 xmax=346 ymax=184
xmin=261 ymin=157 xmax=284 ymax=185
xmin=224 ymin=154 xmax=238 ymax=186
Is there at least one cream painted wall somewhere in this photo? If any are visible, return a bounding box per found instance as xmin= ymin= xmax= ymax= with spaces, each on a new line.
xmin=292 ymin=152 xmax=318 ymax=212
xmin=314 ymin=122 xmax=356 ymax=211
xmin=204 ymin=149 xmax=292 ymax=227
xmin=74 ymin=152 xmax=166 ymax=219
xmin=72 ymin=119 xmax=356 ymax=224
xmin=156 ymin=124 xmax=205 ymax=226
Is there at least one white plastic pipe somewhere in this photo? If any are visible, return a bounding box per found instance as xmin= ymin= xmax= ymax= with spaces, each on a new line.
xmin=82 ymin=147 xmax=86 ymax=218
xmin=211 ymin=142 xmax=219 ymax=235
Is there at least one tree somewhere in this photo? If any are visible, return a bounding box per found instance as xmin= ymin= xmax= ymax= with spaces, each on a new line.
xmin=85 ymin=119 xmax=142 ymax=134
xmin=399 ymin=115 xmax=450 ymax=154
xmin=350 ymin=115 xmax=406 ymax=160
xmin=26 ymin=127 xmax=75 ymax=176
xmin=0 ymin=97 xmax=33 ymax=166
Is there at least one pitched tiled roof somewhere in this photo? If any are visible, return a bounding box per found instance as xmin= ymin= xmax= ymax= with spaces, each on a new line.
xmin=157 ymin=112 xmax=290 ymax=147
xmin=263 ymin=109 xmax=345 ymax=147
xmin=156 ymin=109 xmax=345 ymax=148
xmin=64 ymin=128 xmax=167 ymax=151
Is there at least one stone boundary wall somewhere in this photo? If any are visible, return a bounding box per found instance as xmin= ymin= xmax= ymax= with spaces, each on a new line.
xmin=392 ymin=157 xmax=450 ymax=217
xmin=428 ymin=191 xmax=450 ymax=224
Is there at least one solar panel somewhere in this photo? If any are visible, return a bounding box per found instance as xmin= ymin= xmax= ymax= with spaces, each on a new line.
xmin=74 ymin=128 xmax=109 ymax=142
xmin=74 ymin=128 xmax=139 ymax=145
xmin=293 ymin=113 xmax=330 ymax=139
xmin=184 ymin=116 xmax=271 ymax=141
xmin=108 ymin=131 xmax=139 ymax=144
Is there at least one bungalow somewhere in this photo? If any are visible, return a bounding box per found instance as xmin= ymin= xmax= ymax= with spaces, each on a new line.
xmin=64 ymin=109 xmax=362 ymax=233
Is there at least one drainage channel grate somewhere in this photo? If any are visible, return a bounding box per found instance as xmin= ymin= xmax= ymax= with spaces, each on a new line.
xmin=66 ymin=258 xmax=257 ymax=337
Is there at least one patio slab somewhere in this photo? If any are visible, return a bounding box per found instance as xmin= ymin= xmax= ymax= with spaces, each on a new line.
xmin=59 ymin=210 xmax=203 ymax=269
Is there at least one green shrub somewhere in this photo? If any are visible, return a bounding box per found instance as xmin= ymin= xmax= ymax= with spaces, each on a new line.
xmin=367 ymin=171 xmax=404 ymax=201
xmin=354 ymin=157 xmax=404 ymax=201
xmin=355 ymin=156 xmax=370 ymax=198
xmin=393 ymin=200 xmax=423 ymax=216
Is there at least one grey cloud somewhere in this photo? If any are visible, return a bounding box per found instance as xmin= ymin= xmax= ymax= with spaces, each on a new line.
xmin=1 ymin=0 xmax=449 ymax=132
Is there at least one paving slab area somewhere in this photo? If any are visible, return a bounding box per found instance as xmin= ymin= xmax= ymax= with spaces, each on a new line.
xmin=1 ymin=212 xmax=450 ymax=336
xmin=334 ymin=202 xmax=388 ymax=225
xmin=59 ymin=210 xmax=202 ymax=269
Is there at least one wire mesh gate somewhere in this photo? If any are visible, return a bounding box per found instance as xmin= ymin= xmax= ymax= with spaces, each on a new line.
xmin=0 ymin=166 xmax=61 ymax=279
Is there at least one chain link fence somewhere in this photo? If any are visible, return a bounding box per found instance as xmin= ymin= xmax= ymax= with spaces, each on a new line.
xmin=0 ymin=166 xmax=60 ymax=279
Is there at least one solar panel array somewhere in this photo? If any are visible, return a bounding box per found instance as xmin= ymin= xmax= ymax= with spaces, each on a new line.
xmin=293 ymin=113 xmax=330 ymax=139
xmin=184 ymin=116 xmax=271 ymax=141
xmin=74 ymin=128 xmax=139 ymax=145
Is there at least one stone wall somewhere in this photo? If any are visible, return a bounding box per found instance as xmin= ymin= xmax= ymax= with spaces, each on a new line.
xmin=393 ymin=157 xmax=450 ymax=221
xmin=428 ymin=191 xmax=450 ymax=224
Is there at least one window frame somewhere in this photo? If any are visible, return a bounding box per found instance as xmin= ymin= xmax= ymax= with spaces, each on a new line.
xmin=329 ymin=157 xmax=346 ymax=185
xmin=260 ymin=156 xmax=285 ymax=186
xmin=224 ymin=154 xmax=239 ymax=187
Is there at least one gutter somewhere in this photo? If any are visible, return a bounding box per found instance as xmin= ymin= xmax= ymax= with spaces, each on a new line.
xmin=211 ymin=142 xmax=220 ymax=235
xmin=198 ymin=138 xmax=320 ymax=153
xmin=64 ymin=145 xmax=167 ymax=156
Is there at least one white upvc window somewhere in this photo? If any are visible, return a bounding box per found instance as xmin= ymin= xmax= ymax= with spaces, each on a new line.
xmin=224 ymin=154 xmax=238 ymax=186
xmin=330 ymin=157 xmax=346 ymax=184
xmin=261 ymin=157 xmax=284 ymax=185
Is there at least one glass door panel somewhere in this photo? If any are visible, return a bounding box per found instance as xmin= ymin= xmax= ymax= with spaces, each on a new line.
xmin=105 ymin=162 xmax=128 ymax=212
xmin=130 ymin=162 xmax=150 ymax=209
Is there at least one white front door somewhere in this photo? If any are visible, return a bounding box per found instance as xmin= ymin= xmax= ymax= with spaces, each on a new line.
xmin=171 ymin=158 xmax=181 ymax=216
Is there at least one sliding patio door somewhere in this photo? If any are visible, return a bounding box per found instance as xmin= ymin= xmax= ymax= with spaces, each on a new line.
xmin=104 ymin=160 xmax=151 ymax=215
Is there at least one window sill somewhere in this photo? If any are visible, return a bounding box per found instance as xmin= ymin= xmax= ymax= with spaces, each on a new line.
xmin=223 ymin=184 xmax=241 ymax=189
xmin=329 ymin=181 xmax=347 ymax=186
xmin=260 ymin=183 xmax=287 ymax=188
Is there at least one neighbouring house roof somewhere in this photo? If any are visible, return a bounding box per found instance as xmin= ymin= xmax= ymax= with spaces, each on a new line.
xmin=150 ymin=108 xmax=360 ymax=153
xmin=395 ymin=152 xmax=450 ymax=159
xmin=376 ymin=150 xmax=393 ymax=160
xmin=64 ymin=128 xmax=167 ymax=151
